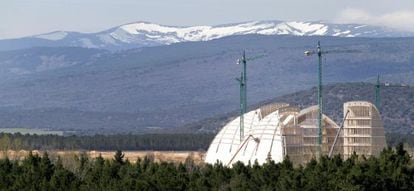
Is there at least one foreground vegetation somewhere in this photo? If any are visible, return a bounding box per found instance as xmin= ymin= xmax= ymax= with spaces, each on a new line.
xmin=0 ymin=144 xmax=412 ymax=190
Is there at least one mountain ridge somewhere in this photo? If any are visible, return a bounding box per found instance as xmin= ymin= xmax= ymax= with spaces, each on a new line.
xmin=1 ymin=20 xmax=414 ymax=51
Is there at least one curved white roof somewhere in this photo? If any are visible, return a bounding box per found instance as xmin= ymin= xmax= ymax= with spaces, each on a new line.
xmin=227 ymin=110 xmax=292 ymax=165
xmin=296 ymin=105 xmax=339 ymax=128
xmin=205 ymin=103 xmax=291 ymax=165
xmin=205 ymin=103 xmax=289 ymax=165
xmin=204 ymin=109 xmax=262 ymax=164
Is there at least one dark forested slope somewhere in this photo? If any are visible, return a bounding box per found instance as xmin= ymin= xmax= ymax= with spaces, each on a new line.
xmin=187 ymin=83 xmax=414 ymax=134
xmin=0 ymin=36 xmax=414 ymax=133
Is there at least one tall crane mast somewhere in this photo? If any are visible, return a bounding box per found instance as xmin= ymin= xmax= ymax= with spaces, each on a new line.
xmin=304 ymin=41 xmax=358 ymax=157
xmin=236 ymin=51 xmax=266 ymax=142
xmin=375 ymin=75 xmax=381 ymax=111
xmin=236 ymin=51 xmax=247 ymax=142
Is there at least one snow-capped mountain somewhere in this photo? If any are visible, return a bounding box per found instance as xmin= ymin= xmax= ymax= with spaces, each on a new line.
xmin=1 ymin=21 xmax=413 ymax=51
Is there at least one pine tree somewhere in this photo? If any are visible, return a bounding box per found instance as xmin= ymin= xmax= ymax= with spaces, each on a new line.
xmin=114 ymin=150 xmax=125 ymax=165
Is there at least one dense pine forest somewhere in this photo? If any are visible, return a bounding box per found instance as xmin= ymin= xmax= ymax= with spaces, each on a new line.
xmin=0 ymin=144 xmax=412 ymax=190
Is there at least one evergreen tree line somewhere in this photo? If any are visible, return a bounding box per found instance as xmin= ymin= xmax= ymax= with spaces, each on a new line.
xmin=0 ymin=132 xmax=411 ymax=151
xmin=0 ymin=144 xmax=413 ymax=190
xmin=0 ymin=133 xmax=214 ymax=151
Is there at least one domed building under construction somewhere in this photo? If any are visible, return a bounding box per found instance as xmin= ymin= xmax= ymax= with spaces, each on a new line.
xmin=205 ymin=101 xmax=386 ymax=166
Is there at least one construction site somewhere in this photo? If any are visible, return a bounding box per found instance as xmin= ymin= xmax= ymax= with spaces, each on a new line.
xmin=205 ymin=42 xmax=390 ymax=166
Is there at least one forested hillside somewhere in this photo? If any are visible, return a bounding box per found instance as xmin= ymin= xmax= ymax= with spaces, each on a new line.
xmin=187 ymin=83 xmax=414 ymax=134
xmin=1 ymin=36 xmax=414 ymax=133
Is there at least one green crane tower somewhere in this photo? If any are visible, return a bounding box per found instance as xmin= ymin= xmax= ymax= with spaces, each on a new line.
xmin=317 ymin=42 xmax=323 ymax=156
xmin=304 ymin=41 xmax=324 ymax=156
xmin=305 ymin=41 xmax=358 ymax=157
xmin=236 ymin=51 xmax=266 ymax=142
xmin=375 ymin=75 xmax=381 ymax=111
xmin=236 ymin=51 xmax=247 ymax=142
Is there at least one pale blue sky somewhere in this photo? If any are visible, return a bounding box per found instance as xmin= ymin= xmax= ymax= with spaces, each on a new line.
xmin=1 ymin=0 xmax=414 ymax=39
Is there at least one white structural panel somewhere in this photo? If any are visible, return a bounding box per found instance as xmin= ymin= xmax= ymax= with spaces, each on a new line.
xmin=227 ymin=110 xmax=288 ymax=166
xmin=205 ymin=103 xmax=290 ymax=165
xmin=204 ymin=109 xmax=262 ymax=165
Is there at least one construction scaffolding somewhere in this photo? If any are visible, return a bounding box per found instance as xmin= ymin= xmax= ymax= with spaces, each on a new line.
xmin=342 ymin=101 xmax=386 ymax=159
xmin=281 ymin=105 xmax=343 ymax=165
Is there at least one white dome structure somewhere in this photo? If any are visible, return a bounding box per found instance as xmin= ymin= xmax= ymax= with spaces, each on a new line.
xmin=227 ymin=106 xmax=299 ymax=166
xmin=204 ymin=109 xmax=261 ymax=165
xmin=205 ymin=101 xmax=386 ymax=166
xmin=204 ymin=103 xmax=289 ymax=165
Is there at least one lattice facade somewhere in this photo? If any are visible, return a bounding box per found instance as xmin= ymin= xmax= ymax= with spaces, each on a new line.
xmin=281 ymin=106 xmax=343 ymax=165
xmin=343 ymin=101 xmax=386 ymax=159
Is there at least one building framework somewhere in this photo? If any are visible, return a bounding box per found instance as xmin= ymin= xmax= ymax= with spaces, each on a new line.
xmin=205 ymin=101 xmax=387 ymax=166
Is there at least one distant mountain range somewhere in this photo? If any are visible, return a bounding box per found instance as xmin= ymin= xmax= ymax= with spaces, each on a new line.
xmin=0 ymin=35 xmax=413 ymax=134
xmin=1 ymin=21 xmax=414 ymax=51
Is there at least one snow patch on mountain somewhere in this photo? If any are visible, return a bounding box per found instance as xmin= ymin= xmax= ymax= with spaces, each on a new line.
xmin=107 ymin=20 xmax=409 ymax=46
xmin=109 ymin=21 xmax=338 ymax=44
xmin=2 ymin=20 xmax=414 ymax=51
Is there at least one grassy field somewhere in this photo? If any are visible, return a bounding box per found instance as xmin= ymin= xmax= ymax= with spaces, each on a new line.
xmin=0 ymin=150 xmax=205 ymax=164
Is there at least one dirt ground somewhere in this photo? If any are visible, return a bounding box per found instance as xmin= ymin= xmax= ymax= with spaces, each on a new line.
xmin=0 ymin=150 xmax=206 ymax=164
